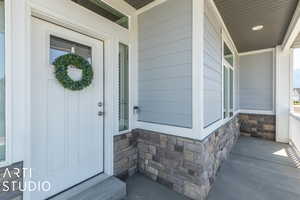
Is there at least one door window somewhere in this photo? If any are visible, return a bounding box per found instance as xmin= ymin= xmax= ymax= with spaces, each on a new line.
xmin=50 ymin=35 xmax=92 ymax=64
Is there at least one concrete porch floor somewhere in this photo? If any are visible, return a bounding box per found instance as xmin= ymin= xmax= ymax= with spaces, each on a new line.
xmin=125 ymin=136 xmax=300 ymax=200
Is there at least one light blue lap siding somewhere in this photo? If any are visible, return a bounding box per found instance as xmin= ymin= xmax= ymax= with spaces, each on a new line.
xmin=239 ymin=51 xmax=274 ymax=111
xmin=138 ymin=0 xmax=192 ymax=128
xmin=204 ymin=1 xmax=223 ymax=127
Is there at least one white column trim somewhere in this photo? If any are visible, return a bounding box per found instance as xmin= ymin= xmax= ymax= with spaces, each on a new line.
xmin=282 ymin=1 xmax=300 ymax=51
xmin=239 ymin=48 xmax=274 ymax=56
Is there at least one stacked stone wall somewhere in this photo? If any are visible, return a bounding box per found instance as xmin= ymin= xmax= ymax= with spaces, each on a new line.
xmin=239 ymin=114 xmax=276 ymax=141
xmin=114 ymin=132 xmax=139 ymax=180
xmin=0 ymin=162 xmax=23 ymax=200
xmin=133 ymin=116 xmax=240 ymax=200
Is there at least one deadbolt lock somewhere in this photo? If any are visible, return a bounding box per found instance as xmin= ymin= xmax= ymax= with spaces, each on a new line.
xmin=98 ymin=111 xmax=104 ymax=116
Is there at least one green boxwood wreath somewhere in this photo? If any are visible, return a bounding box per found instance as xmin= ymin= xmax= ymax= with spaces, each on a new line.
xmin=53 ymin=53 xmax=93 ymax=91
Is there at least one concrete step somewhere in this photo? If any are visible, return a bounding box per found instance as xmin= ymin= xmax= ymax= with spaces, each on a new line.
xmin=50 ymin=175 xmax=126 ymax=200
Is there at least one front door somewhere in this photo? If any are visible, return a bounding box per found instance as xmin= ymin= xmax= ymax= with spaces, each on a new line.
xmin=31 ymin=17 xmax=104 ymax=199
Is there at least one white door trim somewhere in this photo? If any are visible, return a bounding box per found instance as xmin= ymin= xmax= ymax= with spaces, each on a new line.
xmin=31 ymin=18 xmax=105 ymax=199
xmin=24 ymin=4 xmax=118 ymax=200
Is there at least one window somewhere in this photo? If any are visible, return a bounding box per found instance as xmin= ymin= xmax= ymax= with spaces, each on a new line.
xmin=119 ymin=43 xmax=129 ymax=131
xmin=229 ymin=68 xmax=234 ymax=117
xmin=223 ymin=66 xmax=229 ymax=118
xmin=50 ymin=35 xmax=92 ymax=65
xmin=223 ymin=42 xmax=234 ymax=119
xmin=0 ymin=0 xmax=5 ymax=162
xmin=71 ymin=0 xmax=129 ymax=29
xmin=224 ymin=42 xmax=233 ymax=66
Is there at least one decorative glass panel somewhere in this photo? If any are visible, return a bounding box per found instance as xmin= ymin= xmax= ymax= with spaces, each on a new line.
xmin=71 ymin=0 xmax=129 ymax=29
xmin=50 ymin=35 xmax=92 ymax=64
xmin=0 ymin=0 xmax=5 ymax=162
xmin=224 ymin=42 xmax=233 ymax=66
xmin=119 ymin=43 xmax=129 ymax=131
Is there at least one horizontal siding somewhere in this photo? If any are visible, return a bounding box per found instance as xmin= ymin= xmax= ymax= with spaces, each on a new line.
xmin=138 ymin=0 xmax=193 ymax=128
xmin=203 ymin=1 xmax=223 ymax=127
xmin=239 ymin=51 xmax=274 ymax=111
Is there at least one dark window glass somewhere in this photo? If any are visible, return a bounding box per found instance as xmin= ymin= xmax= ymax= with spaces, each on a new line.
xmin=50 ymin=35 xmax=92 ymax=64
xmin=119 ymin=43 xmax=129 ymax=131
xmin=224 ymin=42 xmax=233 ymax=66
xmin=229 ymin=68 xmax=234 ymax=117
xmin=72 ymin=0 xmax=129 ymax=29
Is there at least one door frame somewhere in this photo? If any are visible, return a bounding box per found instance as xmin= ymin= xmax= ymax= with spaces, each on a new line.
xmin=24 ymin=3 xmax=125 ymax=200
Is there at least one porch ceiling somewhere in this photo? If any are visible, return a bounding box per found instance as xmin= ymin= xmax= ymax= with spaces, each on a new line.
xmin=124 ymin=0 xmax=154 ymax=9
xmin=214 ymin=0 xmax=299 ymax=53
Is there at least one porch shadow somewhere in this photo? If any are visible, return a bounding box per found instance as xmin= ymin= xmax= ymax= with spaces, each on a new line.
xmin=125 ymin=136 xmax=300 ymax=200
xmin=207 ymin=136 xmax=300 ymax=200
xmin=125 ymin=173 xmax=190 ymax=200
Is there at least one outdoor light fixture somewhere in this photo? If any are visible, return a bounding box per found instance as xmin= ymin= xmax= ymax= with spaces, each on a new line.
xmin=252 ymin=25 xmax=264 ymax=31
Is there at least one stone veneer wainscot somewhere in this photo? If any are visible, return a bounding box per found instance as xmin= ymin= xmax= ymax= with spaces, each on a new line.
xmin=114 ymin=132 xmax=138 ymax=180
xmin=0 ymin=117 xmax=239 ymax=200
xmin=0 ymin=162 xmax=23 ymax=200
xmin=239 ymin=113 xmax=276 ymax=141
xmin=114 ymin=116 xmax=240 ymax=200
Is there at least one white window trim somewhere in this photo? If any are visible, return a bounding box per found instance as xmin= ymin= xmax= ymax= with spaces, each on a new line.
xmin=116 ymin=41 xmax=134 ymax=135
xmin=0 ymin=0 xmax=12 ymax=168
xmin=239 ymin=109 xmax=275 ymax=115
xmin=223 ymin=61 xmax=234 ymax=119
xmin=202 ymin=31 xmax=237 ymax=138
xmin=134 ymin=0 xmax=240 ymax=140
xmin=238 ymin=48 xmax=276 ymax=115
xmin=134 ymin=0 xmax=204 ymax=140
xmin=201 ymin=0 xmax=240 ymax=139
xmin=115 ymin=4 xmax=138 ymax=135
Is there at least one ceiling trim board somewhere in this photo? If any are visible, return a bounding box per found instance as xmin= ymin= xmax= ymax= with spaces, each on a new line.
xmin=282 ymin=0 xmax=300 ymax=51
xmin=136 ymin=0 xmax=167 ymax=15
xmin=239 ymin=48 xmax=274 ymax=56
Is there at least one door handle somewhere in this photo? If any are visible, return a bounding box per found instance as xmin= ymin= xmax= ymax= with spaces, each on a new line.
xmin=98 ymin=111 xmax=104 ymax=116
xmin=98 ymin=102 xmax=103 ymax=107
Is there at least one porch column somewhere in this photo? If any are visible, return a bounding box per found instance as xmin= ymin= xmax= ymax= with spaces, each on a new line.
xmin=275 ymin=46 xmax=291 ymax=143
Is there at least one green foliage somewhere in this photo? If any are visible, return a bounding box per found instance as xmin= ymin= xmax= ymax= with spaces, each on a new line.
xmin=53 ymin=54 xmax=93 ymax=91
xmin=294 ymin=101 xmax=300 ymax=105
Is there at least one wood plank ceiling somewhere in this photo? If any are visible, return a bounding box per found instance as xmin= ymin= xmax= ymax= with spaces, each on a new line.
xmin=124 ymin=0 xmax=298 ymax=52
xmin=214 ymin=0 xmax=298 ymax=52
xmin=124 ymin=0 xmax=154 ymax=9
